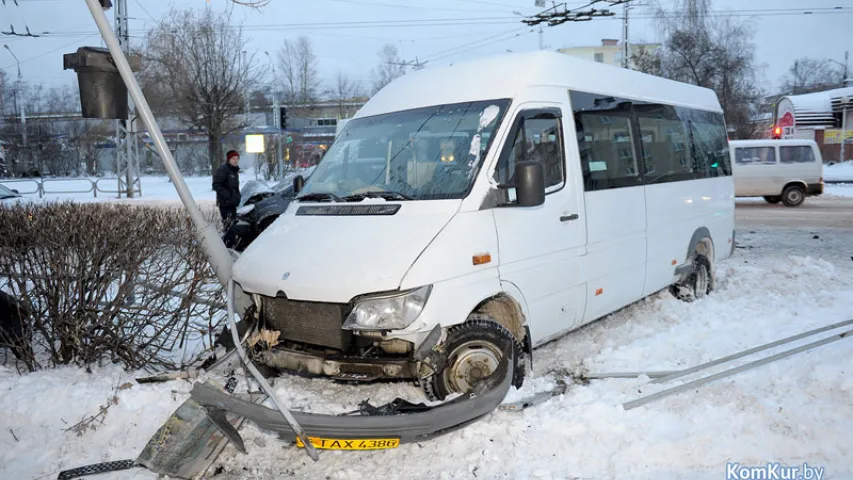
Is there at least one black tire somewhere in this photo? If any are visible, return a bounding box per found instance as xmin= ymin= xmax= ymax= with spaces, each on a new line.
xmin=425 ymin=317 xmax=524 ymax=401
xmin=763 ymin=196 xmax=781 ymax=204
xmin=781 ymin=185 xmax=805 ymax=207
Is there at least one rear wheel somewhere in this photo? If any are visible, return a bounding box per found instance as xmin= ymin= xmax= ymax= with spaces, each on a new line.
xmin=782 ymin=185 xmax=805 ymax=207
xmin=763 ymin=196 xmax=781 ymax=204
xmin=425 ymin=318 xmax=523 ymax=401
xmin=671 ymin=254 xmax=713 ymax=302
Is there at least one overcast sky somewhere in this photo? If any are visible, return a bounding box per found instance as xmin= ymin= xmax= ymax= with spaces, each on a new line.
xmin=1 ymin=0 xmax=850 ymax=98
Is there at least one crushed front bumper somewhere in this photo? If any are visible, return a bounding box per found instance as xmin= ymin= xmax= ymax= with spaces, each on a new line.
xmin=190 ymin=353 xmax=512 ymax=447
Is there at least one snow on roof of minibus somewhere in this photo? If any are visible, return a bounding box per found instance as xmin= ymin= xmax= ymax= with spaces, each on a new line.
xmin=355 ymin=50 xmax=721 ymax=119
xmin=729 ymin=139 xmax=818 ymax=146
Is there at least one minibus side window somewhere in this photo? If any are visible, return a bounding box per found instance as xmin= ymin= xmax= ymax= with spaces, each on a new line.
xmin=734 ymin=147 xmax=776 ymax=165
xmin=779 ymin=146 xmax=815 ymax=164
xmin=569 ymin=90 xmax=640 ymax=191
xmin=634 ymin=104 xmax=693 ymax=184
xmin=494 ymin=112 xmax=565 ymax=191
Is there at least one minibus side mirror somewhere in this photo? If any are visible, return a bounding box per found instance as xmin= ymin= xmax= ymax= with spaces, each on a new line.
xmin=513 ymin=161 xmax=545 ymax=207
xmin=293 ymin=175 xmax=305 ymax=194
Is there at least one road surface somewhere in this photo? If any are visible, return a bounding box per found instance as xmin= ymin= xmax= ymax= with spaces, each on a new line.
xmin=736 ymin=195 xmax=853 ymax=229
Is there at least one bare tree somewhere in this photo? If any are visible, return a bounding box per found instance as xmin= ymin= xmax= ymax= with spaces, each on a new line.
xmin=141 ymin=8 xmax=258 ymax=172
xmin=779 ymin=58 xmax=845 ymax=95
xmin=277 ymin=37 xmax=320 ymax=104
xmin=371 ymin=44 xmax=407 ymax=94
xmin=654 ymin=0 xmax=763 ymax=138
xmin=629 ymin=43 xmax=662 ymax=76
xmin=325 ymin=70 xmax=363 ymax=118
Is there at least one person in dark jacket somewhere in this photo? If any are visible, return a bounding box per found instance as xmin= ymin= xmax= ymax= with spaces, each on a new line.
xmin=213 ymin=150 xmax=241 ymax=226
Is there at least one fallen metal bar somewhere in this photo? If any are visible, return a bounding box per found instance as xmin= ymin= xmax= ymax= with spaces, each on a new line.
xmin=225 ymin=280 xmax=318 ymax=461
xmin=651 ymin=318 xmax=853 ymax=384
xmin=623 ymin=328 xmax=853 ymax=410
xmin=190 ymin=352 xmax=512 ymax=444
xmin=583 ymin=371 xmax=678 ymax=380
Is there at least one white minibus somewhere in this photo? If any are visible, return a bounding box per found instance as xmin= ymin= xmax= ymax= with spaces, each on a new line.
xmin=231 ymin=51 xmax=735 ymax=399
xmin=730 ymin=139 xmax=824 ymax=206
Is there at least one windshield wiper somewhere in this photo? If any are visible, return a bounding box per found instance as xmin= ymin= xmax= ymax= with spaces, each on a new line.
xmin=341 ymin=191 xmax=413 ymax=202
xmin=296 ymin=192 xmax=343 ymax=202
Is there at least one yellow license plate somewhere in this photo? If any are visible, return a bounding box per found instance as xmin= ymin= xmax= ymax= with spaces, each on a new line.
xmin=295 ymin=436 xmax=400 ymax=450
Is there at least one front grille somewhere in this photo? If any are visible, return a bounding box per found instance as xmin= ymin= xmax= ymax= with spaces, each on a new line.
xmin=261 ymin=296 xmax=352 ymax=351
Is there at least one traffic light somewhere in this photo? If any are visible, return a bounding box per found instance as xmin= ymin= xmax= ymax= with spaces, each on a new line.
xmin=279 ymin=106 xmax=287 ymax=130
xmin=772 ymin=125 xmax=782 ymax=139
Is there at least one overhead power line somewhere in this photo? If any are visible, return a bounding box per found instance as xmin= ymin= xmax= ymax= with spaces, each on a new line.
xmin=520 ymin=0 xmax=634 ymax=26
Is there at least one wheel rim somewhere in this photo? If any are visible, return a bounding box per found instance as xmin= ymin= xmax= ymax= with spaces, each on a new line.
xmin=442 ymin=340 xmax=503 ymax=394
xmin=786 ymin=189 xmax=803 ymax=204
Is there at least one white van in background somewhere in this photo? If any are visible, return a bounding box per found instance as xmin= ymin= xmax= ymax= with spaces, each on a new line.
xmin=730 ymin=139 xmax=824 ymax=206
xmin=232 ymin=51 xmax=735 ymax=400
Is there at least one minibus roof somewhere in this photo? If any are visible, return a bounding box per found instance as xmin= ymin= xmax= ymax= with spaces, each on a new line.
xmin=356 ymin=50 xmax=722 ymax=119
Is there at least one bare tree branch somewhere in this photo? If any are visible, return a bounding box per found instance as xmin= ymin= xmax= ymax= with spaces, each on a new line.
xmin=653 ymin=0 xmax=764 ymax=139
xmin=277 ymin=37 xmax=320 ymax=105
xmin=371 ymin=44 xmax=407 ymax=94
xmin=140 ymin=8 xmax=260 ymax=172
xmin=779 ymin=58 xmax=845 ymax=95
xmin=324 ymin=70 xmax=363 ymax=118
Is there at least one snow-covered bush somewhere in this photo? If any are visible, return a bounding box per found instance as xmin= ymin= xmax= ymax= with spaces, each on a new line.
xmin=0 ymin=202 xmax=225 ymax=372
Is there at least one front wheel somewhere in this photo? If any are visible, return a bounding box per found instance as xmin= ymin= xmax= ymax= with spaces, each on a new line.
xmin=424 ymin=318 xmax=523 ymax=401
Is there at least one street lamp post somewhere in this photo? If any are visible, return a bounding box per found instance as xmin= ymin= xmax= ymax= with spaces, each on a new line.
xmin=841 ymin=96 xmax=850 ymax=163
xmin=3 ymin=44 xmax=26 ymax=149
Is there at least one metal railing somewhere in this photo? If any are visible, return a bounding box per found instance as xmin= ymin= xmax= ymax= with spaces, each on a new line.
xmin=0 ymin=177 xmax=133 ymax=198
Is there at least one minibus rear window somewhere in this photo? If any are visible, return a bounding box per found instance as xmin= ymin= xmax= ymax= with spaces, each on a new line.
xmin=779 ymin=146 xmax=816 ymax=164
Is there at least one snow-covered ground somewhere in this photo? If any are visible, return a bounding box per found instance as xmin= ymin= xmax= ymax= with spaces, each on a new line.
xmin=824 ymin=161 xmax=853 ymax=182
xmin=2 ymin=235 xmax=852 ymax=479
xmin=825 ymin=184 xmax=853 ymax=198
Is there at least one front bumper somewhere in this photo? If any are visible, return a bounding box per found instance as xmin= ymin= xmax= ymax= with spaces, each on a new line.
xmin=189 ymin=352 xmax=512 ymax=447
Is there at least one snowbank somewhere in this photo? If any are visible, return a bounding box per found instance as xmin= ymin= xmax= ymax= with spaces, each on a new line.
xmin=3 ymin=254 xmax=852 ymax=479
xmin=824 ymin=184 xmax=853 ymax=198
xmin=824 ymin=161 xmax=853 ymax=181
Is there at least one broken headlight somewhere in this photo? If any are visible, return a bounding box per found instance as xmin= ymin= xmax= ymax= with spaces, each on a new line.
xmin=343 ymin=285 xmax=432 ymax=331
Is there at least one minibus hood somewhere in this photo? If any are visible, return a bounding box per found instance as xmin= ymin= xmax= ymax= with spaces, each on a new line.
xmin=232 ymin=200 xmax=460 ymax=302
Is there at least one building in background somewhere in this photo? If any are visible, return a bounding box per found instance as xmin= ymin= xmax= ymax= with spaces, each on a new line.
xmin=773 ymin=86 xmax=853 ymax=162
xmin=558 ymin=38 xmax=661 ymax=70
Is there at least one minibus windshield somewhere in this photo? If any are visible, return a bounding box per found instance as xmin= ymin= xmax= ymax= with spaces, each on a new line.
xmin=299 ymin=99 xmax=509 ymax=201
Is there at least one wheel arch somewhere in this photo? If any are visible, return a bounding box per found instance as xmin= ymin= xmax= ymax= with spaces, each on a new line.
xmin=677 ymin=227 xmax=716 ymax=282
xmin=470 ymin=290 xmax=528 ymax=344
xmin=782 ymin=180 xmax=808 ymax=193
xmin=685 ymin=227 xmax=715 ymax=262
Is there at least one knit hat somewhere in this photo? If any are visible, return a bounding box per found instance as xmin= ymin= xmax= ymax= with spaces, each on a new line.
xmin=226 ymin=150 xmax=240 ymax=162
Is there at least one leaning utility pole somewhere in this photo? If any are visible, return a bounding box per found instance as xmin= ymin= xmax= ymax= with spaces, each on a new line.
xmin=113 ymin=0 xmax=141 ymax=198
xmin=621 ymin=3 xmax=629 ymax=68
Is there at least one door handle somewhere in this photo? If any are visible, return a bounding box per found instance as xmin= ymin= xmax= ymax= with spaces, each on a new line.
xmin=560 ymin=214 xmax=579 ymax=222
